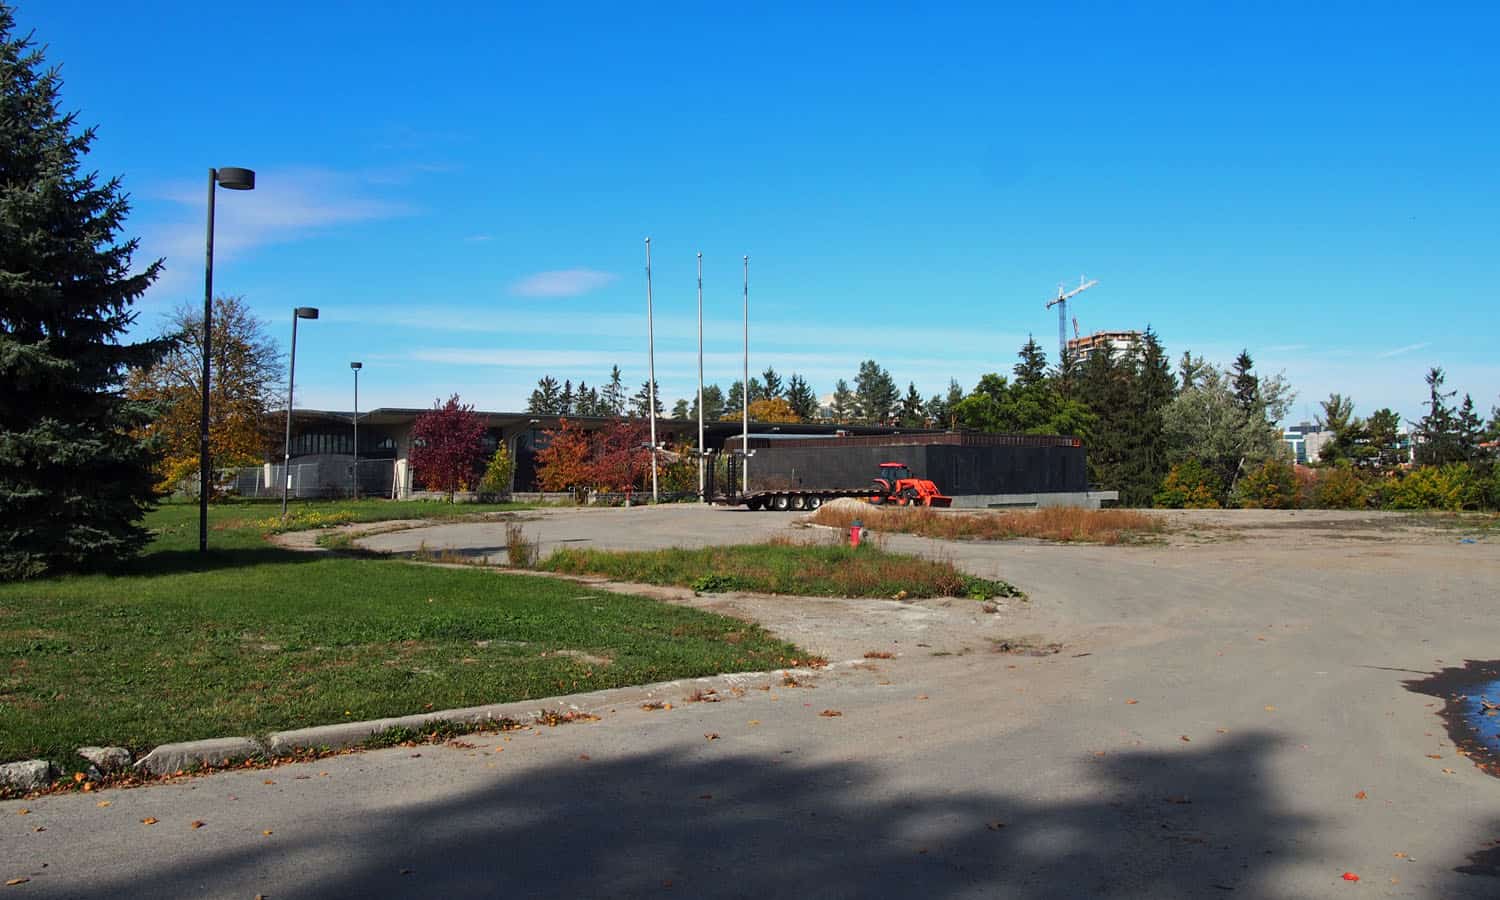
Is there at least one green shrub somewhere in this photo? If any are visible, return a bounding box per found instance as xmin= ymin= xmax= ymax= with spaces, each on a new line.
xmin=1313 ymin=464 xmax=1369 ymax=509
xmin=1154 ymin=459 xmax=1222 ymax=509
xmin=1235 ymin=458 xmax=1299 ymax=509
xmin=1384 ymin=463 xmax=1481 ymax=511
xmin=479 ymin=444 xmax=515 ymax=497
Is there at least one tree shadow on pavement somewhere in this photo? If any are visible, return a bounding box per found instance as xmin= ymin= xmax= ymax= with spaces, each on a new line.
xmin=57 ymin=731 xmax=1370 ymax=899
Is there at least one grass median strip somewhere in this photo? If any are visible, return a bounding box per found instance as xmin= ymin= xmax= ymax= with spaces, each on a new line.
xmin=0 ymin=504 xmax=802 ymax=768
xmin=808 ymin=504 xmax=1165 ymax=544
xmin=537 ymin=540 xmax=1021 ymax=600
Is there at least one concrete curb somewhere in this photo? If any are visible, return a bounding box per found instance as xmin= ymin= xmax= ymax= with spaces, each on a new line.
xmin=4 ymin=662 xmax=848 ymax=793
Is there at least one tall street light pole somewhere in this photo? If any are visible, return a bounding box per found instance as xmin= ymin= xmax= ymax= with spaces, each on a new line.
xmin=280 ymin=307 xmax=319 ymax=518
xmin=645 ymin=238 xmax=659 ymax=503
xmin=350 ymin=361 xmax=362 ymax=500
xmin=199 ymin=166 xmax=255 ymax=552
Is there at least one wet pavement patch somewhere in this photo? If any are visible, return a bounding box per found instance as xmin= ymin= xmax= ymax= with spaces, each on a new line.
xmin=1405 ymin=660 xmax=1500 ymax=780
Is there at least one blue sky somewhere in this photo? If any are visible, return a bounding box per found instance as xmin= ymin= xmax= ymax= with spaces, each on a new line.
xmin=17 ymin=1 xmax=1499 ymax=423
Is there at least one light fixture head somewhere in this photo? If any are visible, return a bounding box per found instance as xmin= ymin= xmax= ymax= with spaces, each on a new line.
xmin=350 ymin=361 xmax=363 ymax=370
xmin=216 ymin=167 xmax=255 ymax=190
xmin=295 ymin=307 xmax=319 ymax=319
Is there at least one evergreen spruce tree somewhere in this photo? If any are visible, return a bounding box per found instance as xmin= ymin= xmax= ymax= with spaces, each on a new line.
xmin=899 ymin=382 xmax=926 ymax=427
xmin=830 ymin=379 xmax=856 ymax=423
xmin=853 ymin=360 xmax=898 ymax=424
xmin=602 ymin=365 xmax=627 ymax=416
xmin=526 ymin=375 xmax=562 ymax=414
xmin=1230 ymin=350 xmax=1259 ymax=417
xmin=784 ymin=374 xmax=818 ymax=421
xmin=558 ymin=379 xmax=574 ymax=415
xmin=1 ymin=12 xmax=170 ymax=578
xmin=630 ymin=379 xmax=663 ymax=418
xmin=1116 ymin=327 xmax=1175 ymax=505
xmin=1413 ymin=367 xmax=1458 ymax=465
xmin=760 ymin=366 xmax=783 ymax=402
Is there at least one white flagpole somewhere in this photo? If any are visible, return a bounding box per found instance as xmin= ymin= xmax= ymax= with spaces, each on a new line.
xmin=741 ymin=254 xmax=749 ymax=495
xmin=646 ymin=238 xmax=659 ymax=503
xmin=697 ymin=252 xmax=706 ymax=503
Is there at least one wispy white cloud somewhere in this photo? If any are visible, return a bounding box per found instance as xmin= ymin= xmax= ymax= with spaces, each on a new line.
xmin=464 ymin=234 xmax=493 ymax=243
xmin=1377 ymin=341 xmax=1431 ymax=359
xmin=508 ymin=269 xmax=617 ymax=298
xmin=136 ymin=166 xmax=415 ymax=299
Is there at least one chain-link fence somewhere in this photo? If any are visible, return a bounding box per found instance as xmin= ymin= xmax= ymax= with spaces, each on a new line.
xmin=228 ymin=458 xmax=395 ymax=499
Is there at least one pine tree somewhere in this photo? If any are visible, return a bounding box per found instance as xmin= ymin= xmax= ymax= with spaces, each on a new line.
xmin=692 ymin=384 xmax=725 ymax=421
xmin=631 ymin=379 xmax=662 ymax=418
xmin=1116 ymin=327 xmax=1175 ymax=505
xmin=1 ymin=13 xmax=170 ymax=578
xmin=854 ymin=360 xmax=898 ymax=424
xmin=573 ymin=380 xmax=593 ymax=416
xmin=1177 ymin=352 xmax=1208 ymax=394
xmin=526 ymin=376 xmax=562 ymax=414
xmin=924 ymin=379 xmax=964 ymax=429
xmin=1456 ymin=393 xmax=1484 ymax=462
xmin=1230 ymin=350 xmax=1259 ymax=417
xmin=899 ymin=382 xmax=926 ymax=427
xmin=830 ymin=379 xmax=856 ymax=423
xmin=785 ymin=374 xmax=818 ymax=421
xmin=670 ymin=398 xmax=690 ymax=420
xmin=1413 ymin=367 xmax=1458 ymax=465
xmin=760 ymin=367 xmax=783 ymax=401
xmin=602 ymin=365 xmax=627 ymax=417
xmin=559 ymin=379 xmax=574 ymax=416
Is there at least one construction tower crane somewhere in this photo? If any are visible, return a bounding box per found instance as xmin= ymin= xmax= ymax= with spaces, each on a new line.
xmin=1044 ymin=276 xmax=1098 ymax=364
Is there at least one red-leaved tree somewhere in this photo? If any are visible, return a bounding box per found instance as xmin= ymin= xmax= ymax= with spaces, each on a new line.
xmin=590 ymin=419 xmax=651 ymax=492
xmin=409 ymin=394 xmax=485 ymax=501
xmin=534 ymin=418 xmax=593 ymax=494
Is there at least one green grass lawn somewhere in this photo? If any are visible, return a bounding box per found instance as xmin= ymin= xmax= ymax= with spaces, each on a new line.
xmin=538 ymin=541 xmax=1021 ymax=600
xmin=0 ymin=502 xmax=802 ymax=768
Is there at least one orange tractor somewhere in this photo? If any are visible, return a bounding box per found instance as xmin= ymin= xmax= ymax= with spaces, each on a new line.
xmin=870 ymin=462 xmax=952 ymax=507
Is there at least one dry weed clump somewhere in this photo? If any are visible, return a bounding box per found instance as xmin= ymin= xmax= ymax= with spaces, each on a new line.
xmin=807 ymin=504 xmax=1162 ymax=544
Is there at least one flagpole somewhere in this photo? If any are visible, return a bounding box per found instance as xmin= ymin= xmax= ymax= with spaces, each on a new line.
xmin=741 ymin=255 xmax=749 ymax=495
xmin=697 ymin=252 xmax=706 ymax=503
xmin=646 ymin=238 xmax=659 ymax=503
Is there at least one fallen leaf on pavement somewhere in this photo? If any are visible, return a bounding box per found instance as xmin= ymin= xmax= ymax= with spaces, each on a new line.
xmin=1264 ymin=705 xmax=1277 ymax=712
xmin=916 ymin=695 xmax=929 ymax=701
xmin=986 ymin=821 xmax=1006 ymax=831
xmin=1393 ymin=852 xmax=1407 ymax=859
xmin=1426 ymin=754 xmax=1443 ymax=759
xmin=15 ymin=809 xmax=27 ymax=816
xmin=704 ymin=733 xmax=720 ymax=741
xmin=1216 ymin=728 xmax=1229 ymax=734
xmin=820 ymin=709 xmax=843 ymax=717
xmin=578 ymin=754 xmax=591 ymax=761
xmin=141 ymin=817 xmax=158 ymax=825
xmin=263 ymin=779 xmax=275 ymax=785
xmin=262 ymin=830 xmax=273 ymax=836
xmin=748 ymin=720 xmax=760 ymax=726
xmin=96 ymin=800 xmax=111 ymax=808
xmin=190 ymin=821 xmax=205 ymax=829
xmin=1342 ymin=872 xmax=1359 ymax=882
xmin=1442 ymin=768 xmax=1455 ymax=774
xmin=7 ymin=878 xmax=30 ymax=886
xmin=1125 ymin=699 xmax=1139 ymax=705
xmin=1354 ymin=791 xmax=1367 ymax=800
xmin=1180 ymin=735 xmax=1192 ymax=742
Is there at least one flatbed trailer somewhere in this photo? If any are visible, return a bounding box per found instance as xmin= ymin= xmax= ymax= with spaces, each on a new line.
xmin=715 ymin=487 xmax=875 ymax=511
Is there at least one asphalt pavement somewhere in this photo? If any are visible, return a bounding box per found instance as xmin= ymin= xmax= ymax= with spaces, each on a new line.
xmin=4 ymin=507 xmax=1498 ymax=898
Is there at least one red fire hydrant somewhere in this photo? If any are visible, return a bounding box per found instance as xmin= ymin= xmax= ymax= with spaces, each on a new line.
xmin=849 ymin=519 xmax=863 ymax=548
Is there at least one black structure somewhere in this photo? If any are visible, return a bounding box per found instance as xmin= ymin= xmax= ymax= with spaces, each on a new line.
xmin=741 ymin=433 xmax=1087 ymax=497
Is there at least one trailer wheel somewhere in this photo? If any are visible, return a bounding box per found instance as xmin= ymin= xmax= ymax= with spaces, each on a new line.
xmin=790 ymin=495 xmax=807 ymax=510
xmin=772 ymin=494 xmax=791 ymax=511
xmin=746 ymin=498 xmax=764 ymax=511
xmin=805 ymin=494 xmax=823 ymax=510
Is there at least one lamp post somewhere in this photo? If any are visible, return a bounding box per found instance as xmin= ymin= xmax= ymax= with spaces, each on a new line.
xmin=350 ymin=362 xmax=362 ymax=500
xmin=280 ymin=307 xmax=319 ymax=518
xmin=199 ymin=166 xmax=255 ymax=552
